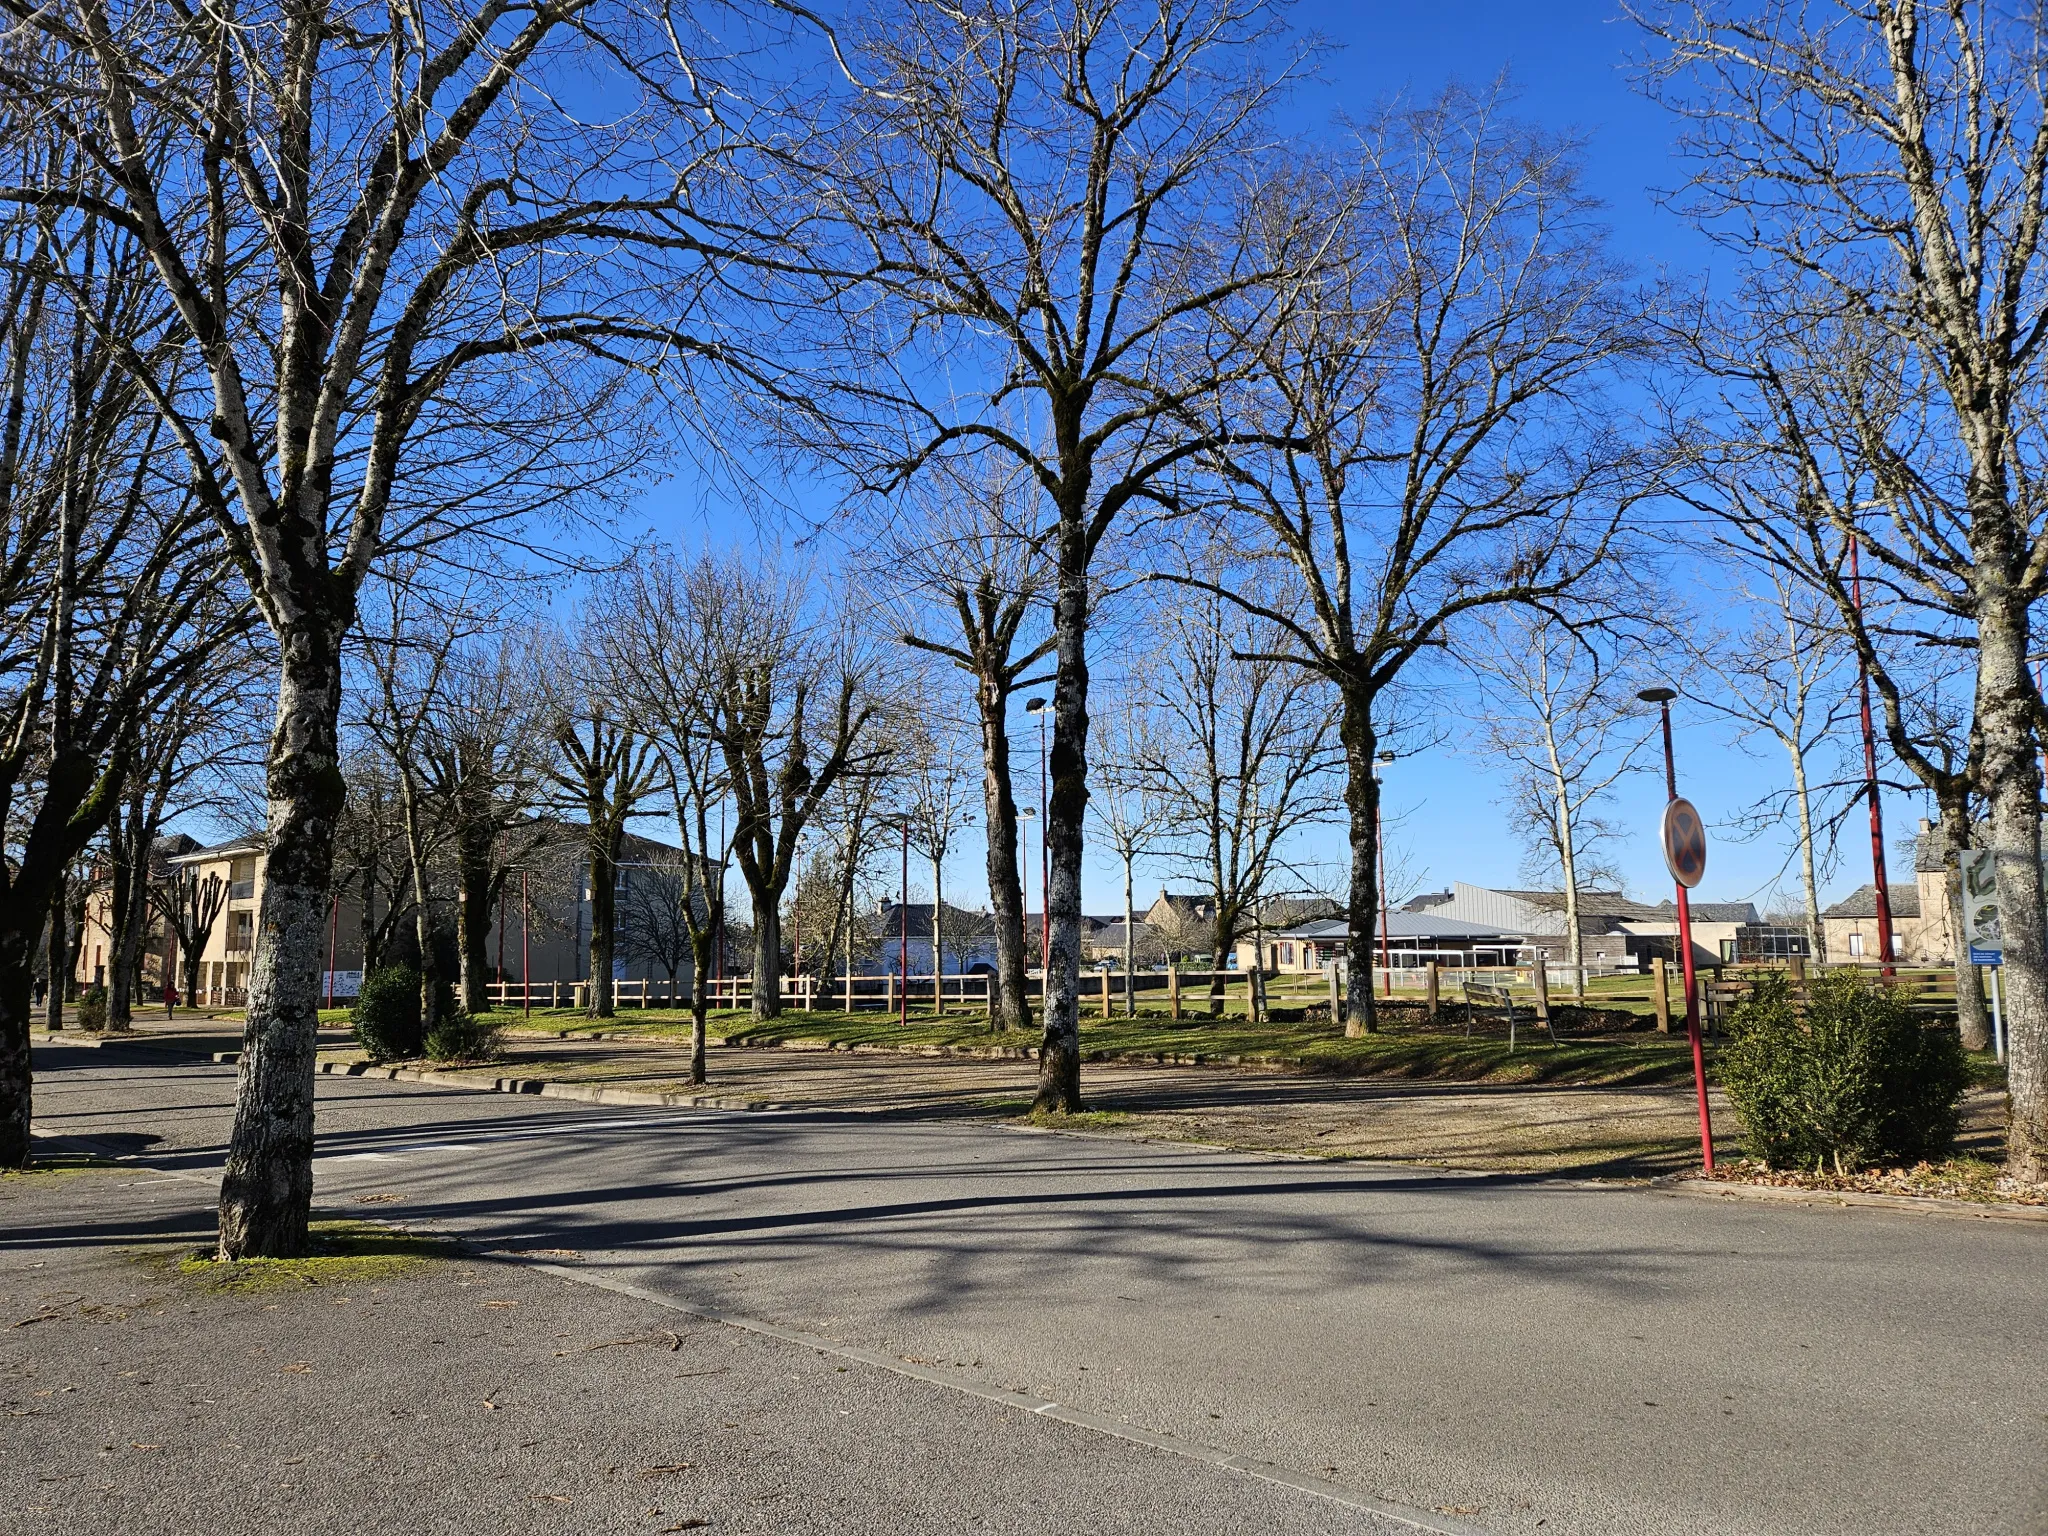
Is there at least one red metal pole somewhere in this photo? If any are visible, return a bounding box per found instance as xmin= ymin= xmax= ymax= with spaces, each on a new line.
xmin=325 ymin=894 xmax=339 ymax=1011
xmin=900 ymin=823 xmax=910 ymax=1027
xmin=1849 ymin=538 xmax=1896 ymax=970
xmin=1660 ymin=700 xmax=1715 ymax=1174
xmin=521 ymin=870 xmax=531 ymax=1022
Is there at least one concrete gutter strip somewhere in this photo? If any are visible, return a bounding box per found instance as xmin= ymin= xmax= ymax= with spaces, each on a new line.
xmin=1667 ymin=1177 xmax=2048 ymax=1224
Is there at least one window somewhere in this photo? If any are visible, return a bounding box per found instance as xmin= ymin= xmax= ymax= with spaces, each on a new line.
xmin=1848 ymin=932 xmax=1865 ymax=957
xmin=1279 ymin=943 xmax=1295 ymax=965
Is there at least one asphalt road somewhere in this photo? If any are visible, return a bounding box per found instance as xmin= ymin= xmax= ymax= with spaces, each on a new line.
xmin=20 ymin=1043 xmax=2048 ymax=1535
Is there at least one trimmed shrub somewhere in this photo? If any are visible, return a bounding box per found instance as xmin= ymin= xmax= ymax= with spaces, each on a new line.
xmin=352 ymin=966 xmax=423 ymax=1061
xmin=1720 ymin=969 xmax=1969 ymax=1173
xmin=75 ymin=985 xmax=108 ymax=1032
xmin=424 ymin=1009 xmax=504 ymax=1064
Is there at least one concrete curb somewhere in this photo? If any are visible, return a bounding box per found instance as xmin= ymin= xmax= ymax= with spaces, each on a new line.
xmin=1667 ymin=1176 xmax=2048 ymax=1224
xmin=312 ymin=1057 xmax=781 ymax=1112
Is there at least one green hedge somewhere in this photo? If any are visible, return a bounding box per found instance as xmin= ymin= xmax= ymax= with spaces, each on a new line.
xmin=1720 ymin=970 xmax=1968 ymax=1173
xmin=351 ymin=966 xmax=424 ymax=1061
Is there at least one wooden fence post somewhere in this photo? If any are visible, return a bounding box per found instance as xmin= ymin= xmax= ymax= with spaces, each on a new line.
xmin=1425 ymin=960 xmax=1439 ymax=1022
xmin=1169 ymin=963 xmax=1181 ymax=1021
xmin=1652 ymin=956 xmax=1671 ymax=1033
xmin=1327 ymin=963 xmax=1341 ymax=1025
xmin=1532 ymin=959 xmax=1550 ymax=1024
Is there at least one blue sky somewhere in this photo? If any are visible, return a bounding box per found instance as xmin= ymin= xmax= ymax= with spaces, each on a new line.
xmin=628 ymin=1 xmax=1927 ymax=921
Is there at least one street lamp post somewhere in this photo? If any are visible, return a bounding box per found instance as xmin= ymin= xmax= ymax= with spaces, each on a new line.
xmin=1026 ymin=697 xmax=1051 ymax=974
xmin=1847 ymin=537 xmax=1896 ymax=973
xmin=1019 ymin=805 xmax=1038 ymax=1006
xmin=521 ymin=869 xmax=531 ymax=1021
xmin=1375 ymin=752 xmax=1396 ymax=997
xmin=1639 ymin=686 xmax=1715 ymax=1173
xmin=899 ymin=818 xmax=911 ymax=1028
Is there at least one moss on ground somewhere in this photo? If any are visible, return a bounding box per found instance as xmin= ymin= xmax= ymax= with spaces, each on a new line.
xmin=147 ymin=1220 xmax=452 ymax=1294
xmin=3 ymin=1152 xmax=125 ymax=1178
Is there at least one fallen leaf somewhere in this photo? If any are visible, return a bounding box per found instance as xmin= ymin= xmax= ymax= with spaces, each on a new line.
xmin=129 ymin=1443 xmax=160 ymax=1451
xmin=482 ymin=1300 xmax=518 ymax=1309
xmin=281 ymin=1363 xmax=312 ymax=1374
xmin=352 ymin=1193 xmax=401 ymax=1204
xmin=535 ymin=1493 xmax=571 ymax=1503
xmin=637 ymin=1463 xmax=694 ymax=1477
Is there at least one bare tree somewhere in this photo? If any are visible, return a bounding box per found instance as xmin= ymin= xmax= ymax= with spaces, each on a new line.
xmin=1090 ymin=693 xmax=1169 ymax=1016
xmin=903 ymin=725 xmax=977 ymax=1015
xmin=689 ymin=557 xmax=879 ymax=1022
xmin=618 ymin=864 xmax=696 ymax=988
xmin=547 ymin=689 xmax=665 ymax=1023
xmin=358 ymin=577 xmax=476 ymax=1040
xmin=893 ymin=469 xmax=1054 ymax=1033
xmin=1137 ymin=581 xmax=1343 ymax=1017
xmin=422 ymin=633 xmax=553 ymax=1013
xmin=0 ymin=0 xmax=755 ymax=1245
xmin=761 ymin=0 xmax=1322 ymax=1105
xmin=151 ymin=866 xmax=226 ymax=1008
xmin=1668 ymin=575 xmax=1859 ymax=969
xmin=0 ymin=197 xmax=246 ymax=1164
xmin=1189 ymin=86 xmax=1652 ymax=1035
xmin=102 ymin=615 xmax=266 ymax=1027
xmin=587 ymin=555 xmax=734 ymax=1081
xmin=1463 ymin=609 xmax=1654 ymax=999
xmin=1635 ymin=2 xmax=2048 ymax=1176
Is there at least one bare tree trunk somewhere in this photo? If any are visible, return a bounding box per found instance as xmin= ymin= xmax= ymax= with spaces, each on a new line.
xmin=1122 ymin=850 xmax=1136 ymax=1018
xmin=1981 ymin=604 xmax=2048 ymax=1181
xmin=689 ymin=923 xmax=711 ymax=1082
xmin=1340 ymin=689 xmax=1380 ymax=1037
xmin=978 ymin=673 xmax=1031 ymax=1034
xmin=218 ymin=636 xmax=347 ymax=1259
xmin=456 ymin=822 xmax=493 ymax=1015
xmin=44 ymin=875 xmax=66 ymax=1033
xmin=1207 ymin=903 xmax=1233 ymax=1019
xmin=1553 ymin=785 xmax=1584 ymax=1001
xmin=106 ymin=800 xmax=135 ymax=1029
xmin=1790 ymin=744 xmax=1825 ymax=964
xmin=933 ymin=853 xmax=945 ymax=1016
xmin=1033 ymin=546 xmax=1088 ymax=1113
xmin=751 ymin=897 xmax=781 ymax=1021
xmin=590 ymin=846 xmax=618 ymax=1019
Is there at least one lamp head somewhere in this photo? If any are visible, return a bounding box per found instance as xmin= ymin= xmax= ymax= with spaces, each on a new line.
xmin=1019 ymin=806 xmax=1037 ymax=819
xmin=1025 ymin=697 xmax=1048 ymax=714
xmin=1636 ymin=686 xmax=1677 ymax=705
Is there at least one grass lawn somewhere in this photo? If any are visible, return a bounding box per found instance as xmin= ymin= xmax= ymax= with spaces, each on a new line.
xmin=478 ymin=1004 xmax=1718 ymax=1087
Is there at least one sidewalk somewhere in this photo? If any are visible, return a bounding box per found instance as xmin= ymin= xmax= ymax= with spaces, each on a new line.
xmin=0 ymin=1170 xmax=1383 ymax=1536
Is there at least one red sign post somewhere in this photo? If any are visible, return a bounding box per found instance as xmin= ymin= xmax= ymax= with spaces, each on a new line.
xmin=1642 ymin=688 xmax=1716 ymax=1173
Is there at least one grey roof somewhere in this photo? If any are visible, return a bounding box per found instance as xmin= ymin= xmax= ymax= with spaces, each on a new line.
xmin=1277 ymin=913 xmax=1527 ymax=942
xmin=1823 ymin=883 xmax=1922 ymax=920
xmin=1685 ymin=902 xmax=1763 ymax=924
